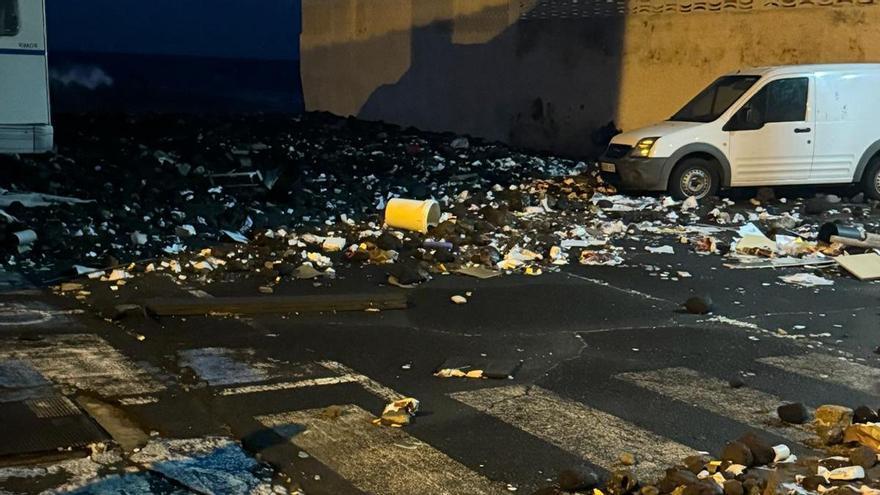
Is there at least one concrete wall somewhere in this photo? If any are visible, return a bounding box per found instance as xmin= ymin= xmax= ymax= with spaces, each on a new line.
xmin=301 ymin=0 xmax=880 ymax=157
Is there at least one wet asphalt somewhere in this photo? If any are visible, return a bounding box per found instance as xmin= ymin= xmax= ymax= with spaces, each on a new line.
xmin=2 ymin=235 xmax=878 ymax=493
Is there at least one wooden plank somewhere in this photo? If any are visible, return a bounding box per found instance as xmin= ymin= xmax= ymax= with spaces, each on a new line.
xmin=144 ymin=293 xmax=408 ymax=316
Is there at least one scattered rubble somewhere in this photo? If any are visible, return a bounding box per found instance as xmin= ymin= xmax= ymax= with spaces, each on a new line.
xmin=0 ymin=113 xmax=875 ymax=296
xmin=532 ymin=400 xmax=880 ymax=495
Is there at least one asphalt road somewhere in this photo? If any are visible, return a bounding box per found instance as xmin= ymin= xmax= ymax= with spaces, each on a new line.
xmin=0 ymin=242 xmax=878 ymax=494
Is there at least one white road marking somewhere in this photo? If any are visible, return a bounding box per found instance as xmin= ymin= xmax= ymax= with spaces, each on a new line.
xmin=565 ymin=273 xmax=672 ymax=304
xmin=117 ymin=396 xmax=160 ymax=406
xmin=258 ymin=405 xmax=507 ymax=495
xmin=219 ymin=374 xmax=359 ymax=396
xmin=318 ymin=360 xmax=404 ymax=402
xmin=450 ymin=385 xmax=697 ymax=480
xmin=0 ymin=334 xmax=164 ymax=397
xmin=758 ymin=353 xmax=880 ymax=396
xmin=617 ymin=367 xmax=813 ymax=443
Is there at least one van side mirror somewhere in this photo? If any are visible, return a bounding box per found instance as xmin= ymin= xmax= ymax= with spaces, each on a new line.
xmin=724 ymin=105 xmax=764 ymax=132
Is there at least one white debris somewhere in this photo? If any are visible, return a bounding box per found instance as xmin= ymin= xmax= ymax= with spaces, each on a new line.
xmin=321 ymin=237 xmax=347 ymax=252
xmin=779 ymin=273 xmax=834 ymax=287
xmin=645 ymin=245 xmax=675 ymax=254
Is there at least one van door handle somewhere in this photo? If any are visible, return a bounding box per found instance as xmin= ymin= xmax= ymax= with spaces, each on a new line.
xmin=794 ymin=127 xmax=812 ymax=133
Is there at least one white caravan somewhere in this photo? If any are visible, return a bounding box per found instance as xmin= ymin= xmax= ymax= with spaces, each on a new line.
xmin=0 ymin=0 xmax=52 ymax=153
xmin=600 ymin=64 xmax=880 ymax=200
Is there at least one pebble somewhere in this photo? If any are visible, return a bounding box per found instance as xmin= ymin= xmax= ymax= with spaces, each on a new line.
xmin=777 ymin=402 xmax=809 ymax=424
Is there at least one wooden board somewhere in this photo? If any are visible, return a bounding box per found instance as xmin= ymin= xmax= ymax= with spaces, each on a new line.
xmin=145 ymin=293 xmax=408 ymax=316
xmin=836 ymin=253 xmax=880 ymax=281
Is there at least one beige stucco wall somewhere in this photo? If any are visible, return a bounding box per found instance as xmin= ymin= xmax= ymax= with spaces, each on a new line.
xmin=301 ymin=0 xmax=880 ymax=156
xmin=618 ymin=7 xmax=880 ymax=130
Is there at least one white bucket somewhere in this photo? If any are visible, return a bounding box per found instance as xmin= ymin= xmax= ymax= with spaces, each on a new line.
xmin=384 ymin=198 xmax=441 ymax=233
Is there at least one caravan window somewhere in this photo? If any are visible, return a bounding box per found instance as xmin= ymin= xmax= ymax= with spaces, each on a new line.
xmin=0 ymin=0 xmax=19 ymax=37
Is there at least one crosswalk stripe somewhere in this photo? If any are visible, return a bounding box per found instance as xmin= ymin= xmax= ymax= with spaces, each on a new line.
xmin=757 ymin=354 xmax=880 ymax=396
xmin=449 ymin=385 xmax=697 ymax=480
xmin=0 ymin=334 xmax=163 ymax=398
xmin=257 ymin=405 xmax=508 ymax=495
xmin=219 ymin=375 xmax=360 ymax=396
xmin=317 ymin=360 xmax=404 ymax=402
xmin=616 ymin=367 xmax=813 ymax=443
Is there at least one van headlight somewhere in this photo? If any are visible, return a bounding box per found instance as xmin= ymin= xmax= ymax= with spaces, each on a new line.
xmin=631 ymin=137 xmax=660 ymax=158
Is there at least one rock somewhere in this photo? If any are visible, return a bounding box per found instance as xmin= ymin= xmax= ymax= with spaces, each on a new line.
xmin=825 ymin=194 xmax=842 ymax=204
xmin=853 ymin=405 xmax=879 ymax=424
xmin=800 ymin=476 xmax=827 ymax=491
xmin=721 ymin=441 xmax=754 ymax=467
xmin=804 ymin=197 xmax=831 ymax=215
xmin=376 ymin=232 xmax=403 ymax=251
xmin=852 ymin=192 xmax=866 ymax=203
xmin=737 ymin=432 xmax=774 ymax=465
xmin=728 ymin=378 xmax=745 ymax=389
xmin=450 ymin=295 xmax=468 ymax=304
xmin=481 ymin=206 xmax=509 ymax=227
xmin=658 ymin=469 xmax=698 ymax=493
xmin=432 ymin=247 xmax=455 ymax=263
xmin=431 ymin=220 xmax=458 ymax=239
xmin=276 ymin=262 xmax=296 ymax=277
xmin=817 ymin=404 xmax=854 ymax=422
xmin=723 ymin=480 xmax=743 ymax=495
xmin=683 ymin=481 xmax=721 ymax=495
xmin=478 ymin=246 xmax=502 ymax=266
xmin=816 ymin=405 xmax=854 ymax=430
xmin=850 ymin=446 xmax=878 ymax=469
xmin=755 ymin=187 xmax=775 ymax=204
xmin=389 ymin=261 xmax=426 ymax=285
xmin=558 ymin=466 xmax=599 ymax=491
xmin=619 ymin=452 xmax=636 ymax=466
xmin=817 ymin=426 xmax=845 ymax=445
xmin=683 ymin=454 xmax=711 ymax=474
xmin=606 ymin=470 xmax=638 ymax=495
xmin=777 ymin=403 xmax=809 ymax=424
xmin=684 ymin=295 xmax=713 ymax=315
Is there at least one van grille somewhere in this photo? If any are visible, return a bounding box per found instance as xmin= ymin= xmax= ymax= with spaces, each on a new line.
xmin=604 ymin=144 xmax=632 ymax=159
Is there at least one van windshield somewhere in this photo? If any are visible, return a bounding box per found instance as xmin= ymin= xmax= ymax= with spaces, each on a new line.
xmin=670 ymin=75 xmax=761 ymax=123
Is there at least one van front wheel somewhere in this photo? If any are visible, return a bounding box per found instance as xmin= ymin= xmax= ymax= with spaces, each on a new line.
xmin=862 ymin=156 xmax=880 ymax=201
xmin=668 ymin=158 xmax=720 ymax=200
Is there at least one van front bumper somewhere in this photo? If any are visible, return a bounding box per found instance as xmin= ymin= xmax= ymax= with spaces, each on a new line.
xmin=599 ymin=155 xmax=669 ymax=191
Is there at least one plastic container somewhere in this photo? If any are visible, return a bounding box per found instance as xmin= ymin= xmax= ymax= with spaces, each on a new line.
xmin=384 ymin=199 xmax=441 ymax=233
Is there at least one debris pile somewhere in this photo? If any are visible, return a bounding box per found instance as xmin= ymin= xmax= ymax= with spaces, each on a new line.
xmin=0 ymin=113 xmax=877 ymax=292
xmin=533 ymin=401 xmax=880 ymax=495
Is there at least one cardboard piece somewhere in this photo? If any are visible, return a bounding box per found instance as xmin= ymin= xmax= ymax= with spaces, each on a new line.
xmin=454 ymin=266 xmax=502 ymax=279
xmin=836 ymin=253 xmax=880 ymax=280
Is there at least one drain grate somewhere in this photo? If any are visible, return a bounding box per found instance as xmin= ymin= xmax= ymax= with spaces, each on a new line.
xmin=0 ymin=395 xmax=108 ymax=458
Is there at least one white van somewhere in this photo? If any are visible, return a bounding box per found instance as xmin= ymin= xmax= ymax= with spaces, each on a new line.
xmin=0 ymin=0 xmax=52 ymax=154
xmin=600 ymin=64 xmax=880 ymax=200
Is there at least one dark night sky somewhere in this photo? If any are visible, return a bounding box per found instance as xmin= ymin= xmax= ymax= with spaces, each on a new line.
xmin=46 ymin=0 xmax=301 ymax=60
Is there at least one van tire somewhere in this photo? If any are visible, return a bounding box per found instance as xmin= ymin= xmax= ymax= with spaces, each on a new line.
xmin=668 ymin=157 xmax=720 ymax=200
xmin=862 ymin=155 xmax=880 ymax=201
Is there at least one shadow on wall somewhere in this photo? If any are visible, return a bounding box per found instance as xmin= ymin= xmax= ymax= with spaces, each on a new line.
xmin=302 ymin=0 xmax=626 ymax=157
